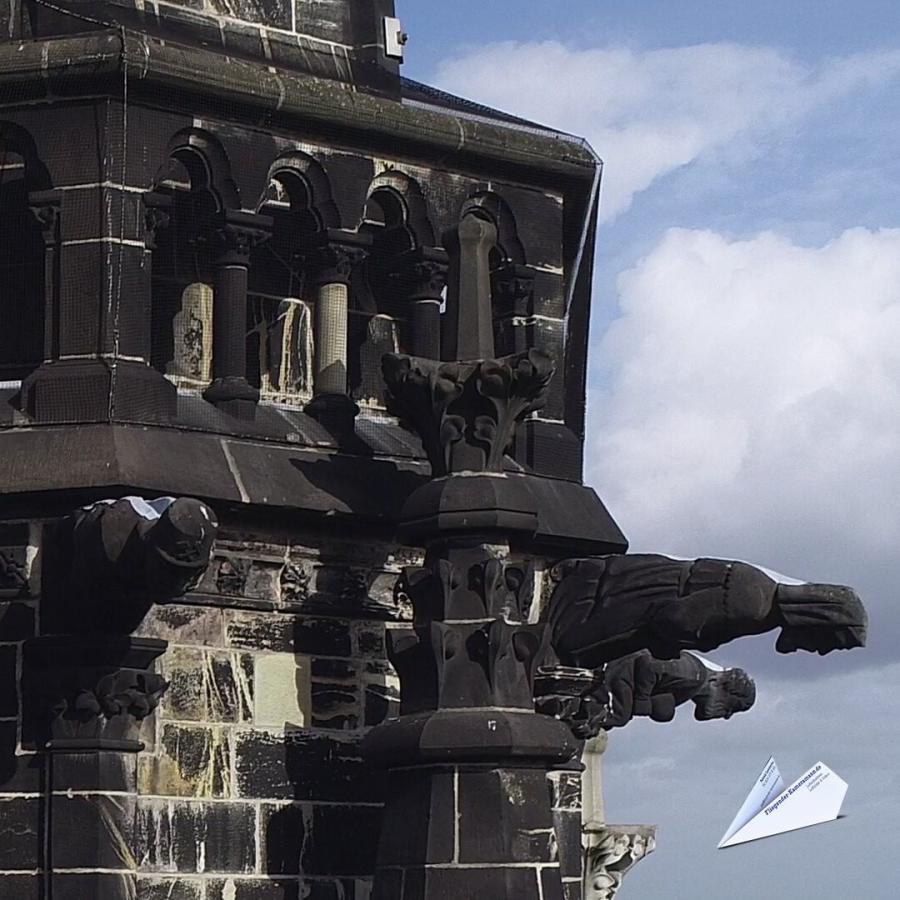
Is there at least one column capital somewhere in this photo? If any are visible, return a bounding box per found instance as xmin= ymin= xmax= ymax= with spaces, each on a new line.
xmin=142 ymin=190 xmax=173 ymax=251
xmin=213 ymin=209 xmax=273 ymax=265
xmin=389 ymin=246 xmax=449 ymax=302
xmin=305 ymin=228 xmax=371 ymax=286
xmin=493 ymin=262 xmax=536 ymax=317
xmin=28 ymin=188 xmax=63 ymax=243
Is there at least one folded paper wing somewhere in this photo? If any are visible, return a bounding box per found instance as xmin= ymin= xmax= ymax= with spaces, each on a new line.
xmin=718 ymin=756 xmax=784 ymax=847
xmin=719 ymin=760 xmax=847 ymax=848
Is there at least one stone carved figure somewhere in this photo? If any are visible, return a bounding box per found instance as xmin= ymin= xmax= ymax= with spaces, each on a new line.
xmin=56 ymin=495 xmax=218 ymax=633
xmin=584 ymin=825 xmax=656 ymax=900
xmin=602 ymin=649 xmax=755 ymax=728
xmin=549 ymin=554 xmax=867 ymax=668
xmin=534 ymin=650 xmax=754 ymax=738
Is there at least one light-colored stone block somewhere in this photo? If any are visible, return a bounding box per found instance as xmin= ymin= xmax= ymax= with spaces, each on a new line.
xmin=253 ymin=654 xmax=311 ymax=727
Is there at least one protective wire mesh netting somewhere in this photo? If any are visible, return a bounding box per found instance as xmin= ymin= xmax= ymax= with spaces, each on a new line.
xmin=0 ymin=0 xmax=593 ymax=456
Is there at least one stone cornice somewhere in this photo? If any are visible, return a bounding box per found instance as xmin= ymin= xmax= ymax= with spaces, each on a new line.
xmin=0 ymin=31 xmax=599 ymax=187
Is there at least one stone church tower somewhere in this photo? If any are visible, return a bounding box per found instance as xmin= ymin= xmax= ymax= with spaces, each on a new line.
xmin=0 ymin=1 xmax=625 ymax=897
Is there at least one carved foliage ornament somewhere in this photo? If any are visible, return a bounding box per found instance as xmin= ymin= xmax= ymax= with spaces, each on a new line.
xmin=382 ymin=349 xmax=554 ymax=476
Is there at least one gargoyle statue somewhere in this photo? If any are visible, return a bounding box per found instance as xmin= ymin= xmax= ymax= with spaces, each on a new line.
xmin=548 ymin=554 xmax=867 ymax=669
xmin=52 ymin=495 xmax=218 ymax=633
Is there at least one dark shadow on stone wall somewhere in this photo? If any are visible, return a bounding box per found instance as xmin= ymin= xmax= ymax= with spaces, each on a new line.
xmin=262 ymin=542 xmax=401 ymax=897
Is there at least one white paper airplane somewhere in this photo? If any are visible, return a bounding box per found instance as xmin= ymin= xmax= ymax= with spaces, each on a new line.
xmin=718 ymin=758 xmax=848 ymax=848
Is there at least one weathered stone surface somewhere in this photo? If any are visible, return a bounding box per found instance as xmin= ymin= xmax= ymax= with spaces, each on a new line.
xmin=457 ymin=768 xmax=559 ymax=864
xmin=235 ymin=728 xmax=383 ymax=802
xmin=227 ymin=612 xmax=352 ymax=656
xmin=253 ymin=653 xmax=311 ymax=727
xmin=0 ymin=644 xmax=19 ymax=716
xmin=0 ymin=797 xmax=40 ymax=871
xmin=549 ymin=770 xmax=582 ymax=811
xmin=376 ymin=768 xmax=455 ymax=867
xmin=137 ymin=878 xmax=205 ymax=900
xmin=0 ymin=721 xmax=41 ymax=792
xmin=0 ymin=874 xmax=40 ymax=900
xmin=52 ymin=751 xmax=135 ymax=792
xmin=0 ymin=602 xmax=36 ymax=640
xmin=363 ymin=679 xmax=400 ymax=727
xmin=139 ymin=724 xmax=233 ymax=798
xmin=50 ymin=795 xmax=137 ymax=870
xmin=161 ymin=647 xmax=253 ymax=723
xmin=305 ymin=804 xmax=382 ymax=876
xmin=137 ymin=604 xmax=225 ymax=645
xmin=0 ymin=524 xmax=32 ymax=599
xmin=136 ymin=800 xmax=257 ymax=873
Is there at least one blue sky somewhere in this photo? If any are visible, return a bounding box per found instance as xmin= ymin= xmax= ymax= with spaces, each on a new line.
xmin=401 ymin=4 xmax=900 ymax=898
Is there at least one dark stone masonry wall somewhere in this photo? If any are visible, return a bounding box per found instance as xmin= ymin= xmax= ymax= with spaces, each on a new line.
xmin=135 ymin=522 xmax=415 ymax=899
xmin=0 ymin=514 xmax=579 ymax=899
xmin=0 ymin=1 xmax=608 ymax=894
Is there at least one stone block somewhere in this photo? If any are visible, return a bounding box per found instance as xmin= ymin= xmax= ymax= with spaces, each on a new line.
xmin=254 ymin=653 xmax=311 ymax=728
xmin=0 ymin=874 xmax=40 ymax=900
xmin=139 ymin=723 xmax=233 ymax=798
xmin=52 ymin=751 xmax=135 ymax=792
xmin=0 ymin=645 xmax=19 ymax=717
xmin=137 ymin=604 xmax=225 ymax=645
xmin=0 ymin=524 xmax=32 ymax=599
xmin=280 ymin=560 xmax=313 ymax=609
xmin=0 ymin=721 xmax=41 ymax=792
xmin=457 ymin=768 xmax=559 ymax=864
xmin=0 ymin=796 xmax=40 ymax=871
xmin=376 ymin=768 xmax=454 ymax=867
xmin=549 ymin=770 xmax=582 ymax=811
xmin=207 ymin=879 xmax=301 ymax=900
xmin=227 ymin=612 xmax=352 ymax=657
xmin=400 ymin=866 xmax=545 ymax=898
xmin=261 ymin=802 xmax=311 ymax=875
xmin=0 ymin=602 xmax=36 ymax=640
xmin=304 ymin=803 xmax=382 ymax=876
xmin=136 ymin=799 xmax=257 ymax=873
xmin=162 ymin=647 xmax=253 ymax=723
xmin=311 ymin=659 xmax=359 ymax=730
xmin=50 ymin=794 xmax=137 ymax=870
xmin=353 ymin=622 xmax=386 ymax=659
xmin=137 ymin=878 xmax=205 ymax=900
xmin=234 ymin=728 xmax=384 ymax=803
xmin=50 ymin=873 xmax=138 ymax=900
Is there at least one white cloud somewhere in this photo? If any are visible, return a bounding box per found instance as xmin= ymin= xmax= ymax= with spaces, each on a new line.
xmin=589 ymin=226 xmax=900 ymax=587
xmin=435 ymin=42 xmax=900 ymax=220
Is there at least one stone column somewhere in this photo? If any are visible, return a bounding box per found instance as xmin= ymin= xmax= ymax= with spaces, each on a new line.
xmin=492 ymin=262 xmax=536 ymax=355
xmin=24 ymin=635 xmax=168 ymax=900
xmin=442 ymin=212 xmax=497 ymax=360
xmin=390 ymin=247 xmax=448 ymax=359
xmin=27 ymin=189 xmax=63 ymax=363
xmin=203 ymin=210 xmax=271 ymax=420
xmin=368 ymin=341 xmax=564 ymax=899
xmin=305 ymin=231 xmax=369 ymax=429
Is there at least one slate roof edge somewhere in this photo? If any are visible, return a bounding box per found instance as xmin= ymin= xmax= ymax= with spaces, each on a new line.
xmin=0 ymin=31 xmax=598 ymax=183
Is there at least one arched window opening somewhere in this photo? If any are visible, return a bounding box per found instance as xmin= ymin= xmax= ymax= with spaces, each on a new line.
xmin=149 ymin=153 xmax=220 ymax=386
xmin=350 ymin=186 xmax=419 ymax=405
xmin=0 ymin=147 xmax=45 ymax=382
xmin=246 ymin=172 xmax=321 ymax=403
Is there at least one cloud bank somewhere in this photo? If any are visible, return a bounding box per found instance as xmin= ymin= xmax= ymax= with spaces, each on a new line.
xmin=436 ymin=42 xmax=900 ymax=220
xmin=592 ymin=226 xmax=900 ymax=581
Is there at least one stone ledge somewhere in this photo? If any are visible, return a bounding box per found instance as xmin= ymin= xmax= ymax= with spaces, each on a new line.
xmin=0 ymin=424 xmax=628 ymax=555
xmin=0 ymin=31 xmax=598 ymax=188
